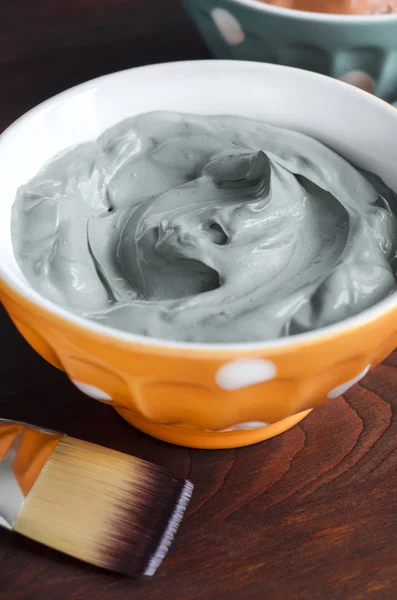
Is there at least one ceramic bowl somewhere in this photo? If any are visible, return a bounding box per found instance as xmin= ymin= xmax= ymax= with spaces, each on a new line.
xmin=1 ymin=60 xmax=397 ymax=449
xmin=184 ymin=0 xmax=397 ymax=102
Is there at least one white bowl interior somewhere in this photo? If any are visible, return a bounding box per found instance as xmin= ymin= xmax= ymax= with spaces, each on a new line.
xmin=1 ymin=60 xmax=397 ymax=349
xmin=234 ymin=0 xmax=397 ymax=21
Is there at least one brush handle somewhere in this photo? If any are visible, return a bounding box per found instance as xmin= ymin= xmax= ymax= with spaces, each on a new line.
xmin=0 ymin=419 xmax=63 ymax=530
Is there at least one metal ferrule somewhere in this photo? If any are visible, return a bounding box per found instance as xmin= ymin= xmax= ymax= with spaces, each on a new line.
xmin=0 ymin=419 xmax=63 ymax=530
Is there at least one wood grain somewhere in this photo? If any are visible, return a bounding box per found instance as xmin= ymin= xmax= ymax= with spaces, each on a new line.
xmin=2 ymin=1 xmax=397 ymax=598
xmin=2 ymin=309 xmax=397 ymax=600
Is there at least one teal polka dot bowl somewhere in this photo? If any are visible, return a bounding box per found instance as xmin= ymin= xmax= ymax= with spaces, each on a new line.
xmin=184 ymin=0 xmax=397 ymax=102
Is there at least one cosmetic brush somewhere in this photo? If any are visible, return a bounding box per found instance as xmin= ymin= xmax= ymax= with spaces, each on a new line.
xmin=0 ymin=418 xmax=193 ymax=577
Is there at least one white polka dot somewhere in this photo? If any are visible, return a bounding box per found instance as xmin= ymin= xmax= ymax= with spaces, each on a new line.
xmin=72 ymin=381 xmax=112 ymax=402
xmin=327 ymin=365 xmax=371 ymax=400
xmin=216 ymin=358 xmax=277 ymax=390
xmin=211 ymin=8 xmax=245 ymax=46
xmin=231 ymin=421 xmax=269 ymax=430
xmin=338 ymin=71 xmax=375 ymax=94
xmin=217 ymin=421 xmax=269 ymax=432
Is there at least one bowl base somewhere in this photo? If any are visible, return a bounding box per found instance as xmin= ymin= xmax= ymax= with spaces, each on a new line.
xmin=114 ymin=407 xmax=312 ymax=449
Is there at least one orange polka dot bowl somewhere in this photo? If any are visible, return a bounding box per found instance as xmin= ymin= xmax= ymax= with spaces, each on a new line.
xmin=1 ymin=61 xmax=397 ymax=449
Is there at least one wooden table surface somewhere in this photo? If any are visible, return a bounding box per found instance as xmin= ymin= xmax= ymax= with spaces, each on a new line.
xmin=2 ymin=2 xmax=397 ymax=599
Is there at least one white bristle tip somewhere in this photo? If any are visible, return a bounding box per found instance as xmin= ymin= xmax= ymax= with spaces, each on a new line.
xmin=144 ymin=480 xmax=194 ymax=576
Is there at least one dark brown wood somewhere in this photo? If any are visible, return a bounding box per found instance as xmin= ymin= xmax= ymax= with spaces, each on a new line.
xmin=2 ymin=2 xmax=397 ymax=598
xmin=0 ymin=0 xmax=209 ymax=131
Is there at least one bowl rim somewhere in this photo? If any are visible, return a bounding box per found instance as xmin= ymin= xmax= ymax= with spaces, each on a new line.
xmin=2 ymin=59 xmax=397 ymax=354
xmin=229 ymin=0 xmax=397 ymax=22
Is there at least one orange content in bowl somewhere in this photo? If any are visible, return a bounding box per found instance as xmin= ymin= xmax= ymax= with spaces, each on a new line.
xmin=258 ymin=0 xmax=397 ymax=14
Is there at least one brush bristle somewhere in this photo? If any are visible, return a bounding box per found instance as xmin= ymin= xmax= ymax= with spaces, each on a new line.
xmin=12 ymin=436 xmax=193 ymax=576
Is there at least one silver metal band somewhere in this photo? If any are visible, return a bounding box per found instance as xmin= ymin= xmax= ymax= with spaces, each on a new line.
xmin=0 ymin=419 xmax=63 ymax=530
